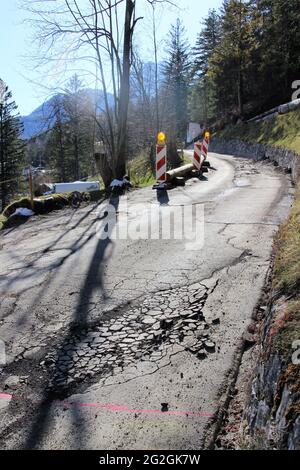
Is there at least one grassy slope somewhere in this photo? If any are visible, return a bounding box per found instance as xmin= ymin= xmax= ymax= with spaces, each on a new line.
xmin=218 ymin=108 xmax=300 ymax=155
xmin=274 ymin=188 xmax=300 ymax=296
xmin=272 ymin=188 xmax=300 ymax=356
xmin=129 ymin=153 xmax=156 ymax=188
xmin=0 ymin=215 xmax=6 ymax=230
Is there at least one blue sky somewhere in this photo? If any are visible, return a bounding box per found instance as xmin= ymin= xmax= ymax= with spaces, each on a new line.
xmin=0 ymin=0 xmax=222 ymax=116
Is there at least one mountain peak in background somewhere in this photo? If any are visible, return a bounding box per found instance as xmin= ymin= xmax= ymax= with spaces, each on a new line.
xmin=21 ymin=89 xmax=114 ymax=140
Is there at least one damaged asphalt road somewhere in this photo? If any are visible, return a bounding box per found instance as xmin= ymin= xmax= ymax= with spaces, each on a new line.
xmin=0 ymin=152 xmax=293 ymax=449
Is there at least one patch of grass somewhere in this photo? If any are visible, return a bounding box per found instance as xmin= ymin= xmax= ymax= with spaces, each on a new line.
xmin=269 ymin=300 xmax=300 ymax=356
xmin=86 ymin=174 xmax=104 ymax=187
xmin=183 ymin=151 xmax=192 ymax=165
xmin=0 ymin=215 xmax=7 ymax=230
xmin=269 ymin=185 xmax=300 ymax=356
xmin=273 ymin=185 xmax=300 ymax=296
xmin=218 ymin=108 xmax=300 ymax=155
xmin=129 ymin=153 xmax=156 ymax=188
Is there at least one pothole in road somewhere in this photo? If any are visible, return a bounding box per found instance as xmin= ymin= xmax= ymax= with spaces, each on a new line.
xmin=234 ymin=178 xmax=251 ymax=188
xmin=42 ymin=281 xmax=220 ymax=392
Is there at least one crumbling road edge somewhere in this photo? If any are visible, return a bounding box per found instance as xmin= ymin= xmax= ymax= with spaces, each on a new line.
xmin=201 ymin=263 xmax=274 ymax=449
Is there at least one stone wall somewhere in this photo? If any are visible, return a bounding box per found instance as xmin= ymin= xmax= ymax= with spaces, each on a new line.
xmin=210 ymin=138 xmax=300 ymax=184
xmin=244 ymin=298 xmax=300 ymax=450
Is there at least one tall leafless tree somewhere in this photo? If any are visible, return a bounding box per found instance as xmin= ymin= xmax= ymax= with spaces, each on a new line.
xmin=22 ymin=0 xmax=176 ymax=185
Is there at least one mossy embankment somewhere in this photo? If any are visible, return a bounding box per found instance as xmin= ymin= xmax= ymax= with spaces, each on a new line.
xmin=218 ymin=108 xmax=300 ymax=155
xmin=0 ymin=190 xmax=105 ymax=230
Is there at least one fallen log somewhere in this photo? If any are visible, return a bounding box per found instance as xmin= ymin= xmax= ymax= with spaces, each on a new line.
xmin=166 ymin=154 xmax=206 ymax=181
xmin=166 ymin=164 xmax=194 ymax=181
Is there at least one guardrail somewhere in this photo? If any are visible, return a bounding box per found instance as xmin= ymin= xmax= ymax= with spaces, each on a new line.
xmin=248 ymin=98 xmax=300 ymax=123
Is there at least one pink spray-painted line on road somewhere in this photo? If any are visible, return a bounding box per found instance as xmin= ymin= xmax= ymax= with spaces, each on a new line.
xmin=62 ymin=401 xmax=214 ymax=418
xmin=0 ymin=392 xmax=215 ymax=418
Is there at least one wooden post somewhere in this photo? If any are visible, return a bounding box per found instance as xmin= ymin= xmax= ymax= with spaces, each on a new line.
xmin=29 ymin=168 xmax=34 ymax=210
xmin=126 ymin=160 xmax=131 ymax=181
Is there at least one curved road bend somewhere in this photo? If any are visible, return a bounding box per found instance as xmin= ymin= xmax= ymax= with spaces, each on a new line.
xmin=0 ymin=152 xmax=293 ymax=449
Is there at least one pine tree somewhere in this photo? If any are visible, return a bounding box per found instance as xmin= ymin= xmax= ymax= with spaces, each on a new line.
xmin=0 ymin=80 xmax=25 ymax=210
xmin=192 ymin=9 xmax=222 ymax=77
xmin=209 ymin=0 xmax=253 ymax=118
xmin=188 ymin=0 xmax=300 ymax=125
xmin=162 ymin=19 xmax=191 ymax=143
xmin=45 ymin=76 xmax=95 ymax=183
xmin=45 ymin=95 xmax=67 ymax=182
xmin=252 ymin=0 xmax=300 ymax=110
xmin=64 ymin=75 xmax=94 ymax=181
xmin=189 ymin=9 xmax=221 ymax=125
xmin=188 ymin=77 xmax=217 ymax=125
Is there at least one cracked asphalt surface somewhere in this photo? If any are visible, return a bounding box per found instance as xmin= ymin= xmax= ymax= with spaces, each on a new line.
xmin=0 ymin=152 xmax=293 ymax=449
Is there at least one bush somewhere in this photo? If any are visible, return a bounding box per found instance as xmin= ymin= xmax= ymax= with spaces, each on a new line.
xmin=88 ymin=190 xmax=106 ymax=202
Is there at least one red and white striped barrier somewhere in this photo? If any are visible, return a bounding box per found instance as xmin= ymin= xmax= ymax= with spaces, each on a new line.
xmin=193 ymin=142 xmax=204 ymax=170
xmin=201 ymin=135 xmax=210 ymax=160
xmin=156 ymin=145 xmax=167 ymax=182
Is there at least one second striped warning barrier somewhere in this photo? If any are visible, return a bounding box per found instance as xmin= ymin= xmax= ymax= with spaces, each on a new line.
xmin=193 ymin=141 xmax=203 ymax=170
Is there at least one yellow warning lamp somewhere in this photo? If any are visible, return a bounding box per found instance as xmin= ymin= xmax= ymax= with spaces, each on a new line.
xmin=157 ymin=132 xmax=166 ymax=146
xmin=205 ymin=131 xmax=211 ymax=140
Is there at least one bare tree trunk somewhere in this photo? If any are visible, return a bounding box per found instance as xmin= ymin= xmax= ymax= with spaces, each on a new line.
xmin=58 ymin=124 xmax=66 ymax=182
xmin=150 ymin=3 xmax=159 ymax=171
xmin=237 ymin=66 xmax=243 ymax=117
xmin=237 ymin=0 xmax=244 ymax=117
xmin=152 ymin=4 xmax=160 ymax=135
xmin=115 ymin=0 xmax=135 ymax=179
xmin=23 ymin=0 xmax=174 ymax=183
xmin=74 ymin=133 xmax=79 ymax=180
xmin=0 ymin=104 xmax=5 ymax=210
xmin=94 ymin=153 xmax=114 ymax=188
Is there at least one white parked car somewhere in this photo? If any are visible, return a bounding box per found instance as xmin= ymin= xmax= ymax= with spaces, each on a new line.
xmin=45 ymin=181 xmax=101 ymax=195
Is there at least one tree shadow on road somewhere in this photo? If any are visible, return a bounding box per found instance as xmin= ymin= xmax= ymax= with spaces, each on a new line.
xmin=17 ymin=196 xmax=120 ymax=449
xmin=1 ymin=199 xmax=106 ymax=293
xmin=0 ymin=199 xmax=111 ymax=340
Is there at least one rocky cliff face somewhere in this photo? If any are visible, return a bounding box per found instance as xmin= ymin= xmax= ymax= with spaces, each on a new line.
xmin=210 ymin=138 xmax=300 ymax=184
xmin=244 ymin=297 xmax=300 ymax=450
